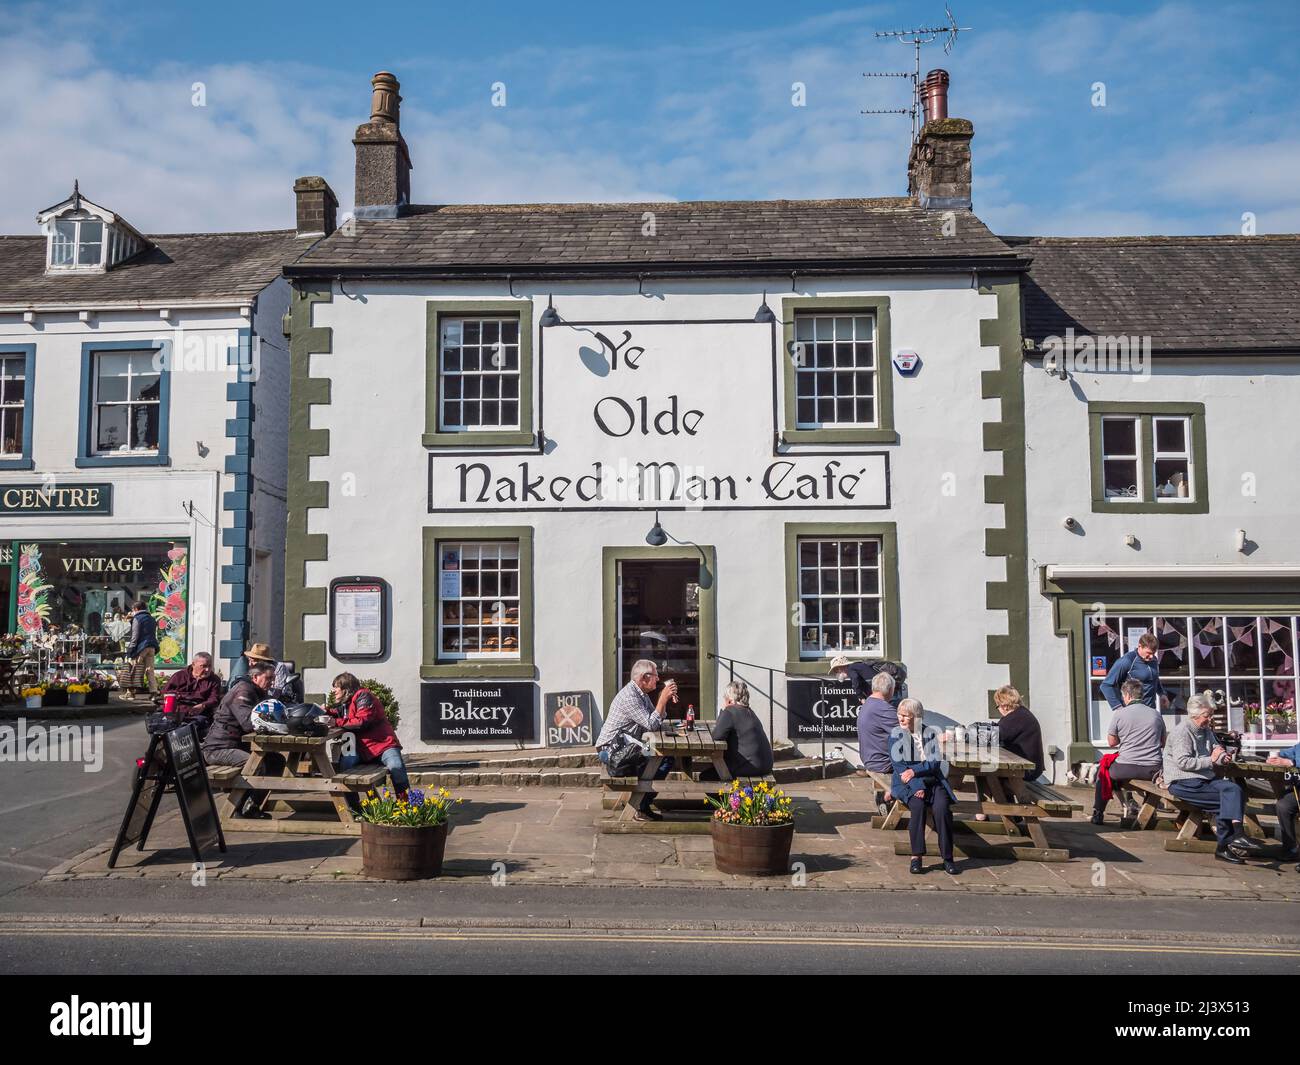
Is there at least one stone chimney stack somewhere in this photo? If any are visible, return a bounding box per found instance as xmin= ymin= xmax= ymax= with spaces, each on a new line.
xmin=293 ymin=176 xmax=338 ymax=238
xmin=908 ymin=69 xmax=973 ymax=210
xmin=353 ymin=71 xmax=412 ymax=219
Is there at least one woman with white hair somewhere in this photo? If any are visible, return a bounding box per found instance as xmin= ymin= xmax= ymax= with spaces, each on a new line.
xmin=705 ymin=680 xmax=774 ymax=780
xmin=890 ymin=698 xmax=958 ymax=876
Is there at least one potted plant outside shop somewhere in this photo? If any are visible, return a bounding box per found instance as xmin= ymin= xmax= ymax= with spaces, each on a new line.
xmin=357 ymin=786 xmax=461 ymax=880
xmin=706 ymin=779 xmax=797 ymax=876
xmin=87 ymin=676 xmax=111 ymax=705
xmin=44 ymin=680 xmax=68 ymax=707
xmin=67 ymin=682 xmax=91 ymax=708
xmin=22 ymin=686 xmax=44 ymax=710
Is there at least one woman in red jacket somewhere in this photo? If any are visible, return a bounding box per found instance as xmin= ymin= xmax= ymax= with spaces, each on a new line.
xmin=329 ymin=672 xmax=409 ymax=795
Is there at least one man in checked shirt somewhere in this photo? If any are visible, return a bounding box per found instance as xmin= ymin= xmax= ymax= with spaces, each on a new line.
xmin=596 ymin=659 xmax=678 ymax=821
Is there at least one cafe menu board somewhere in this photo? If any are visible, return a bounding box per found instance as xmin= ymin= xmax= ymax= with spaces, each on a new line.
xmin=330 ymin=576 xmax=388 ymax=660
xmin=164 ymin=724 xmax=223 ymax=857
xmin=786 ymin=677 xmax=860 ymax=740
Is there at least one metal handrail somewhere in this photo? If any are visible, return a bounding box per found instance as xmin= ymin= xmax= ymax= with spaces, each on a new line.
xmin=707 ymin=650 xmax=850 ymax=779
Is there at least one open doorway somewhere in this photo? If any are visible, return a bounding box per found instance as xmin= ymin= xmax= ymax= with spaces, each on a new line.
xmin=617 ymin=558 xmax=702 ymax=720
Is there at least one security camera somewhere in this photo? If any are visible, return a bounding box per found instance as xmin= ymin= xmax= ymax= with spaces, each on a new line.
xmin=1062 ymin=516 xmax=1078 ymax=531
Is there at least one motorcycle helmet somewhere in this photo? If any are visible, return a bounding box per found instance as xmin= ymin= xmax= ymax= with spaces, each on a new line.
xmin=285 ymin=702 xmax=329 ymax=737
xmin=250 ymin=698 xmax=289 ymax=734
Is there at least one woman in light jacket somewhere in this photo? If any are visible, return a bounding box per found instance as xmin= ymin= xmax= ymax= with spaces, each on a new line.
xmin=890 ymin=698 xmax=958 ymax=876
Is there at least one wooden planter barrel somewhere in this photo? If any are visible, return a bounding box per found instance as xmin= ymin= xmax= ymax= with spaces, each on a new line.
xmin=709 ymin=819 xmax=795 ymax=876
xmin=361 ymin=821 xmax=449 ymax=880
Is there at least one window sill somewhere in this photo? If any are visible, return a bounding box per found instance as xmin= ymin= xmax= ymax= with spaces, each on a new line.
xmin=0 ymin=457 xmax=34 ymax=471
xmin=784 ymin=660 xmax=855 ymax=677
xmin=1091 ymin=498 xmax=1208 ymax=515
xmin=423 ymin=430 xmax=535 ymax=448
xmin=76 ymin=453 xmax=170 ymax=468
xmin=782 ymin=427 xmax=898 ymax=446
xmin=420 ymin=662 xmax=536 ymax=680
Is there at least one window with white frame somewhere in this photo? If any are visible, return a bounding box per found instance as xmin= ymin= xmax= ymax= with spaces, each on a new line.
xmin=797 ymin=536 xmax=884 ymax=657
xmin=0 ymin=356 xmax=26 ymax=456
xmin=1086 ymin=613 xmax=1299 ymax=746
xmin=49 ymin=214 xmax=104 ymax=269
xmin=792 ymin=313 xmax=877 ymax=427
xmin=1152 ymin=416 xmax=1193 ymax=501
xmin=437 ymin=541 xmax=521 ymax=658
xmin=1100 ymin=415 xmax=1140 ymax=501
xmin=92 ymin=351 xmax=161 ymax=454
xmin=439 ymin=317 xmax=521 ymax=431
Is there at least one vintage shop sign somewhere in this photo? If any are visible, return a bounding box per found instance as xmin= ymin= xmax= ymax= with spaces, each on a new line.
xmin=420 ymin=681 xmax=537 ymax=742
xmin=786 ymin=677 xmax=861 ymax=740
xmin=0 ymin=483 xmax=113 ymax=516
xmin=428 ymin=322 xmax=888 ymax=511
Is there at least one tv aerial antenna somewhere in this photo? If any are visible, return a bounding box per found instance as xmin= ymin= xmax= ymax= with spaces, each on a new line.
xmin=862 ymin=6 xmax=971 ymax=144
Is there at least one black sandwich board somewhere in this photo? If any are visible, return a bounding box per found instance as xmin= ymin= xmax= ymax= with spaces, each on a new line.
xmin=109 ymin=722 xmax=226 ymax=867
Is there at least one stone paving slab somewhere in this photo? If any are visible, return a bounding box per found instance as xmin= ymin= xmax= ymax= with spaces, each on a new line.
xmin=44 ymin=777 xmax=1300 ymax=902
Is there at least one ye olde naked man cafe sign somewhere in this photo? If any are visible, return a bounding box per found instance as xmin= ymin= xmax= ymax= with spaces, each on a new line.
xmin=429 ymin=322 xmax=889 ymax=511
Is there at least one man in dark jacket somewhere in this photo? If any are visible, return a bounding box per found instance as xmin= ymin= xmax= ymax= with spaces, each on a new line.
xmin=1100 ymin=633 xmax=1170 ymax=711
xmin=123 ymin=601 xmax=160 ymax=698
xmin=202 ymin=660 xmax=279 ymax=816
xmin=161 ymin=652 xmax=222 ymax=736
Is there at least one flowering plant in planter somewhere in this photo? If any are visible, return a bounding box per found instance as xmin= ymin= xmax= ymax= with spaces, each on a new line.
xmin=21 ymin=686 xmax=45 ymax=699
xmin=358 ymin=786 xmax=460 ymax=827
xmin=705 ymin=780 xmax=794 ymax=826
xmin=67 ymin=683 xmax=91 ymax=694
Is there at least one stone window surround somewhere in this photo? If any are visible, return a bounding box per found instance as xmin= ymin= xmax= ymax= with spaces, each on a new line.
xmin=76 ymin=339 xmax=172 ymax=468
xmin=1087 ymin=401 xmax=1207 ymax=514
xmin=424 ymin=299 xmax=535 ymax=448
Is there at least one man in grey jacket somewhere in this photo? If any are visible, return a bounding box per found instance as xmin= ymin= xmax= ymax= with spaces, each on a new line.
xmin=1163 ymin=695 xmax=1261 ymax=864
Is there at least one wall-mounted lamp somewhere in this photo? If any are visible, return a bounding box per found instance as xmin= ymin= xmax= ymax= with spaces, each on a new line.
xmin=1235 ymin=528 xmax=1247 ymax=553
xmin=644 ymin=510 xmax=713 ymax=589
xmin=539 ymin=294 xmax=562 ymax=328
xmin=754 ymin=292 xmax=777 ymax=325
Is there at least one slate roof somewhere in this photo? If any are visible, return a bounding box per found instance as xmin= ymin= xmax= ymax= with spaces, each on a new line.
xmin=0 ymin=230 xmax=307 ymax=307
xmin=287 ymin=198 xmax=1022 ymax=275
xmin=1006 ymin=235 xmax=1300 ymax=353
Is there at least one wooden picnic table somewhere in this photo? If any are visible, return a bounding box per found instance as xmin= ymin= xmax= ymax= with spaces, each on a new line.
xmin=223 ymin=730 xmax=388 ymax=835
xmin=600 ymin=724 xmax=773 ymax=831
xmin=1128 ymin=755 xmax=1293 ymax=851
xmin=868 ymin=739 xmax=1082 ymax=862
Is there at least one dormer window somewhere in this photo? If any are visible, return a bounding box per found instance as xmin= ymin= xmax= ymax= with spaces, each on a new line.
xmin=51 ymin=214 xmax=104 ymax=268
xmin=38 ymin=182 xmax=147 ymax=275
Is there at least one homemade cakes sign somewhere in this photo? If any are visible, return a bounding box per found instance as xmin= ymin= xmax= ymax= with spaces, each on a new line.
xmin=428 ymin=321 xmax=889 ymax=511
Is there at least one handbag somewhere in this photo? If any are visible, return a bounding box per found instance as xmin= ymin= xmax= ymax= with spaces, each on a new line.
xmin=605 ymin=728 xmax=650 ymax=777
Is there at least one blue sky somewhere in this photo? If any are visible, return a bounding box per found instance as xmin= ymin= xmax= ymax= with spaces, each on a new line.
xmin=2 ymin=0 xmax=1297 ymax=234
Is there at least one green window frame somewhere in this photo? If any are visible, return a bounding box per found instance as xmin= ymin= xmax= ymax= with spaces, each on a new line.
xmin=783 ymin=521 xmax=900 ymax=675
xmin=780 ymin=295 xmax=897 ymax=445
xmin=421 ymin=526 xmax=535 ymax=678
xmin=424 ymin=300 xmax=535 ymax=447
xmin=1087 ymin=402 xmax=1207 ymax=514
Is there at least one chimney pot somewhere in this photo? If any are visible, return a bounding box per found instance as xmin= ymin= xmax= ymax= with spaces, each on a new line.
xmin=370 ymin=71 xmax=401 ymax=125
xmin=922 ymin=68 xmax=949 ymax=123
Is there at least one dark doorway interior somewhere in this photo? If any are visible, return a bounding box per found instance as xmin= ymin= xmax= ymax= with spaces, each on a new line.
xmin=618 ymin=559 xmax=702 ymax=720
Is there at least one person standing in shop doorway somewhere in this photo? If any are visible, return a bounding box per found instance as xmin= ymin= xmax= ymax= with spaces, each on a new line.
xmin=123 ymin=601 xmax=160 ymax=699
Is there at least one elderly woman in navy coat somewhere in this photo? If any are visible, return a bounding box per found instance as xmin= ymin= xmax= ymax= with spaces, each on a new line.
xmin=890 ymin=698 xmax=958 ymax=876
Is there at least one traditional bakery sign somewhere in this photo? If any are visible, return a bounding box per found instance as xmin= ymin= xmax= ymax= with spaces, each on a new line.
xmin=1 ymin=483 xmax=113 ymax=516
xmin=421 ymin=681 xmax=536 ymax=742
xmin=428 ymin=322 xmax=889 ymax=512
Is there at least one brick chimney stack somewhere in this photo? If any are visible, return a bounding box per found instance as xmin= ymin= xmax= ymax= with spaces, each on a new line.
xmin=908 ymin=69 xmax=973 ymax=210
xmin=293 ymin=176 xmax=338 ymax=238
xmin=353 ymin=71 xmax=412 ymax=219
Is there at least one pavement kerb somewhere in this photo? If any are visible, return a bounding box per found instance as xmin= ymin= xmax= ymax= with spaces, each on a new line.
xmin=1 ymin=910 xmax=1298 ymax=947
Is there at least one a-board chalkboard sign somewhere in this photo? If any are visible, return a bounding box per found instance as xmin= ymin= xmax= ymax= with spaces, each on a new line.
xmin=109 ymin=722 xmax=226 ymax=868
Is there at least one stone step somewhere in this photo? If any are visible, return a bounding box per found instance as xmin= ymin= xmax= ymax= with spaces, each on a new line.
xmin=409 ymin=753 xmax=850 ymax=790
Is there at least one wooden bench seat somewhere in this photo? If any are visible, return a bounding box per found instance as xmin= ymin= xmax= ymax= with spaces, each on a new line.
xmin=1020 ymin=779 xmax=1083 ymax=817
xmin=1127 ymin=778 xmax=1274 ymax=850
xmin=206 ymin=764 xmax=243 ymax=787
xmin=333 ymin=767 xmax=389 ymax=788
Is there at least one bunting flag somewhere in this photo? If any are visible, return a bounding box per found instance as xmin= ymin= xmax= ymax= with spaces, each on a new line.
xmin=1268 ymin=637 xmax=1285 ymax=656
xmin=1201 ymin=619 xmax=1220 ymax=634
xmin=1168 ymin=645 xmax=1185 ymax=661
xmin=1193 ymin=638 xmax=1213 ymax=659
xmin=1285 ymin=655 xmax=1295 ymax=674
xmin=1229 ymin=625 xmax=1254 ymax=647
xmin=1262 ymin=619 xmax=1284 ymax=634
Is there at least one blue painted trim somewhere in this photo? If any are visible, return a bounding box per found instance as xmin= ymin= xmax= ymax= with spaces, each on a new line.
xmin=0 ymin=344 xmax=35 ymax=470
xmin=219 ymin=326 xmax=257 ymax=672
xmin=77 ymin=339 xmax=171 ymax=467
